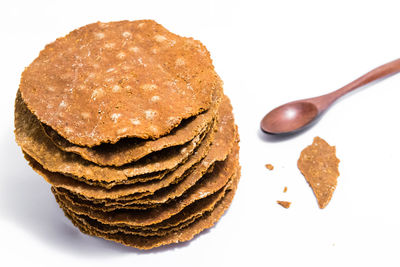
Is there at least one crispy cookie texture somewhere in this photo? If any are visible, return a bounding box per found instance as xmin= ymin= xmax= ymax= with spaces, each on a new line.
xmin=98 ymin=96 xmax=237 ymax=206
xmin=297 ymin=137 xmax=340 ymax=209
xmin=42 ymin=80 xmax=222 ymax=167
xmin=19 ymin=96 xmax=233 ymax=201
xmin=22 ymin=120 xmax=215 ymax=199
xmin=53 ymin=172 xmax=233 ymax=232
xmin=57 ymin=167 xmax=241 ymax=250
xmin=19 ymin=20 xmax=217 ymax=146
xmin=54 ymin=141 xmax=239 ymax=227
xmin=15 ymin=92 xmax=209 ymax=187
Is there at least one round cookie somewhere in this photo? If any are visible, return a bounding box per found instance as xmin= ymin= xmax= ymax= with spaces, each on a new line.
xmin=21 ymin=96 xmax=235 ymax=202
xmin=98 ymin=97 xmax=237 ymax=206
xmin=59 ymin=166 xmax=241 ymax=249
xmin=22 ymin=119 xmax=216 ymax=199
xmin=52 ymin=172 xmax=233 ymax=232
xmin=54 ymin=141 xmax=239 ymax=227
xmin=42 ymin=82 xmax=222 ymax=167
xmin=14 ymin=93 xmax=210 ymax=187
xmin=19 ymin=20 xmax=218 ymax=147
xmin=23 ymin=126 xmax=211 ymax=200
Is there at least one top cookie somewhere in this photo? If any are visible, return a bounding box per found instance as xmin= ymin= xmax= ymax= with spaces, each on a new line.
xmin=19 ymin=20 xmax=217 ymax=147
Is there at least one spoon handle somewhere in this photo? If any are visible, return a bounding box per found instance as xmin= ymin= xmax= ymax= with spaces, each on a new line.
xmin=313 ymin=58 xmax=400 ymax=111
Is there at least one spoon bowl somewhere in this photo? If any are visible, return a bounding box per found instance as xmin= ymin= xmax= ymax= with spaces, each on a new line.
xmin=261 ymin=101 xmax=319 ymax=134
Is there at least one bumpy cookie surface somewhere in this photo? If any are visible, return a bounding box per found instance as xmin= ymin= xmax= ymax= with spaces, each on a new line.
xmin=19 ymin=20 xmax=216 ymax=146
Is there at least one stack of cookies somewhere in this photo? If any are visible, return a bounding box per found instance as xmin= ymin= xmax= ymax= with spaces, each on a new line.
xmin=14 ymin=20 xmax=240 ymax=249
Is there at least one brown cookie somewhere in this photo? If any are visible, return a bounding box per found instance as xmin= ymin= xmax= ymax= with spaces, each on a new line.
xmin=15 ymin=92 xmax=210 ymax=186
xmin=60 ymin=166 xmax=241 ymax=249
xmin=22 ymin=122 xmax=213 ymax=199
xmin=19 ymin=20 xmax=218 ymax=146
xmin=42 ymin=83 xmax=222 ymax=167
xmin=105 ymin=132 xmax=237 ymax=206
xmin=81 ymin=97 xmax=237 ymax=206
xmin=53 ymin=170 xmax=235 ymax=234
xmin=54 ymin=141 xmax=239 ymax=227
xmin=24 ymin=126 xmax=204 ymax=199
xmin=20 ymin=96 xmax=234 ymax=200
xmin=14 ymin=19 xmax=241 ymax=250
xmin=58 ymin=119 xmax=215 ymax=188
xmin=62 ymin=206 xmax=195 ymax=237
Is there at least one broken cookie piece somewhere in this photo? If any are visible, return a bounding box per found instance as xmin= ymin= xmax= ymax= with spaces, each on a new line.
xmin=277 ymin=200 xmax=291 ymax=209
xmin=297 ymin=137 xmax=340 ymax=209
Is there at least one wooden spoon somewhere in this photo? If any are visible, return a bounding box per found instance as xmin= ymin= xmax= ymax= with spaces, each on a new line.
xmin=261 ymin=58 xmax=400 ymax=135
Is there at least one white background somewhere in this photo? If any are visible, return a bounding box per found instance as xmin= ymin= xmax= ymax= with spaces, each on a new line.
xmin=1 ymin=0 xmax=400 ymax=266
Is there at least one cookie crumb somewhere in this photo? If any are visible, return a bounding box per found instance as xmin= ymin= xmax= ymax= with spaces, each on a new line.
xmin=283 ymin=186 xmax=287 ymax=193
xmin=277 ymin=201 xmax=291 ymax=209
xmin=265 ymin=164 xmax=274 ymax=170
